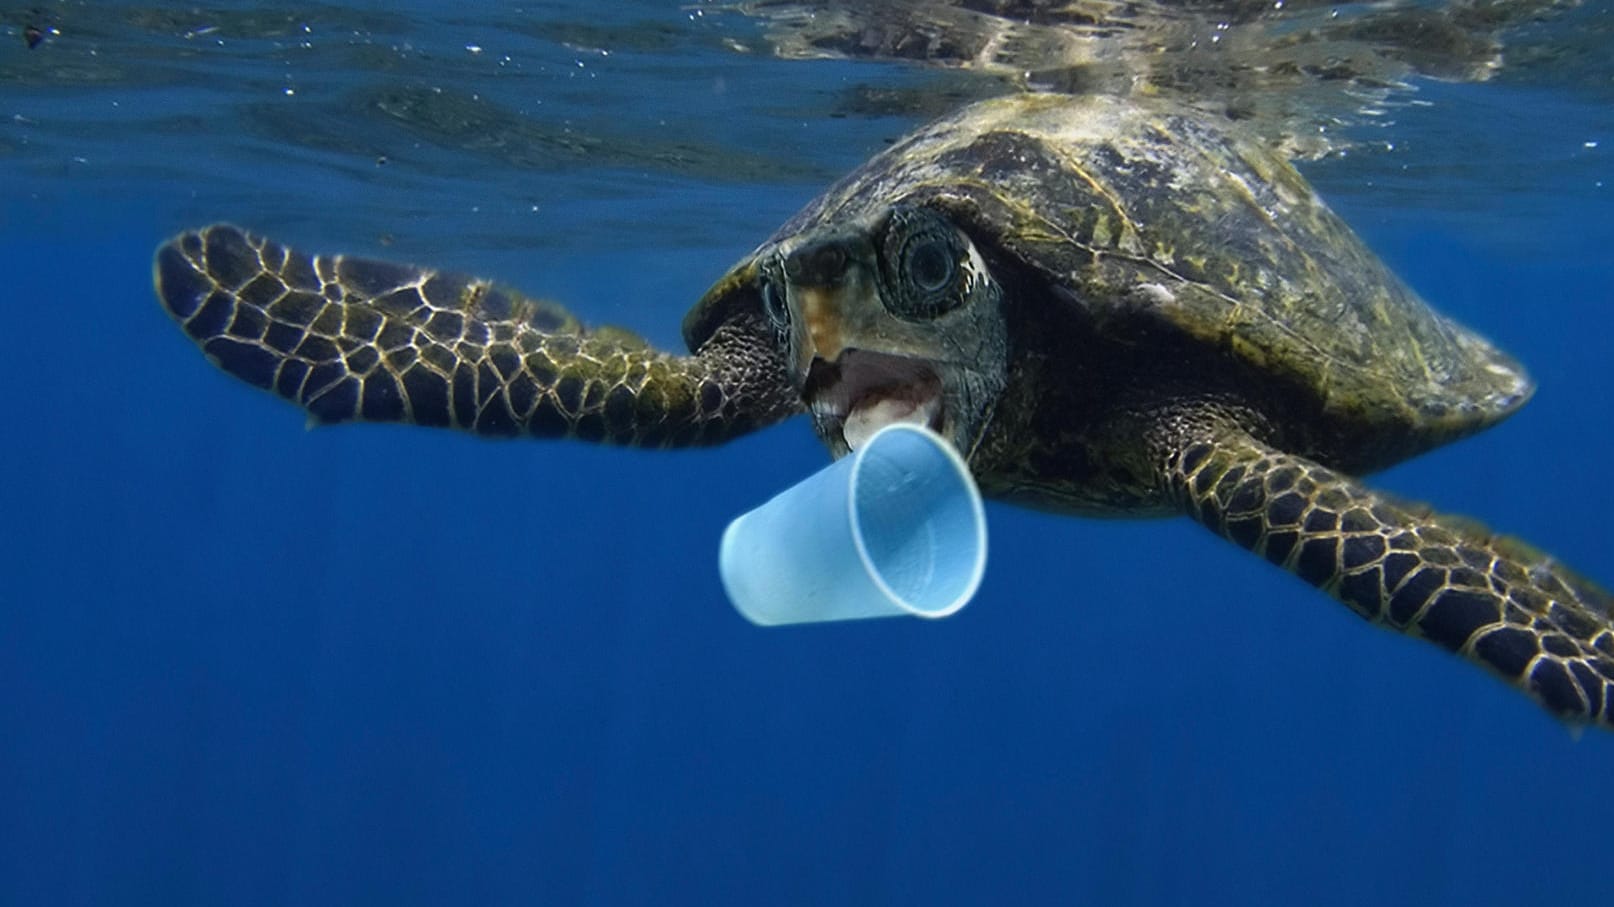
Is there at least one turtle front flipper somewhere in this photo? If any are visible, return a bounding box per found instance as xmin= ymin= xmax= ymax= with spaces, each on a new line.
xmin=1162 ymin=423 xmax=1614 ymax=729
xmin=154 ymin=225 xmax=798 ymax=446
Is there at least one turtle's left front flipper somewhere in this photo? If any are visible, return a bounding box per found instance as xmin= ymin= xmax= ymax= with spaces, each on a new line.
xmin=154 ymin=224 xmax=798 ymax=446
xmin=1161 ymin=423 xmax=1614 ymax=729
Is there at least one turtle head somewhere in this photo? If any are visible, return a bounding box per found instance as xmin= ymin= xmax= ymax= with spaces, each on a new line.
xmin=687 ymin=204 xmax=1009 ymax=460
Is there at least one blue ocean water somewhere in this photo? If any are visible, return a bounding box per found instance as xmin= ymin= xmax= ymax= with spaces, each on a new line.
xmin=2 ymin=3 xmax=1611 ymax=905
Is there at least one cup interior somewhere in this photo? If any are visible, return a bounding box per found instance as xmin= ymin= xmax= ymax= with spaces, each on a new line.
xmin=849 ymin=425 xmax=987 ymax=617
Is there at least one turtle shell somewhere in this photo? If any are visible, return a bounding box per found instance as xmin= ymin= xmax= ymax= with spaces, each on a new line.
xmin=687 ymin=92 xmax=1532 ymax=474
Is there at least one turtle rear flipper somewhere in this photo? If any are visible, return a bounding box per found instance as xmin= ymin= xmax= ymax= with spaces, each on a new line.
xmin=154 ymin=225 xmax=798 ymax=447
xmin=1162 ymin=421 xmax=1614 ymax=728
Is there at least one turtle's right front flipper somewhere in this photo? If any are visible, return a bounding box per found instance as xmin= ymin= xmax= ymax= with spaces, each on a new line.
xmin=154 ymin=225 xmax=799 ymax=447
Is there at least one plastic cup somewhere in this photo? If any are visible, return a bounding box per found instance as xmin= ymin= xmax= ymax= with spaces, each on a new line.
xmin=719 ymin=423 xmax=988 ymax=626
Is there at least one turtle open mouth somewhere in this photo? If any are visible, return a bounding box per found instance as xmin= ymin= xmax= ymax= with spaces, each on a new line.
xmin=803 ymin=349 xmax=945 ymax=452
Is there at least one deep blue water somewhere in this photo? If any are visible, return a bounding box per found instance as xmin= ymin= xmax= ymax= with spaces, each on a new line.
xmin=2 ymin=4 xmax=1612 ymax=905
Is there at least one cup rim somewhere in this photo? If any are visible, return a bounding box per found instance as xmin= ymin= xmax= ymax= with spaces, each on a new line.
xmin=845 ymin=423 xmax=987 ymax=619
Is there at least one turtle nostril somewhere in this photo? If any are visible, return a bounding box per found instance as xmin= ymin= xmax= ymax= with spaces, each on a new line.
xmin=784 ymin=241 xmax=849 ymax=286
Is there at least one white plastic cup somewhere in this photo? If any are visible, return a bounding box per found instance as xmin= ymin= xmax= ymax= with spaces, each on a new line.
xmin=719 ymin=423 xmax=988 ymax=626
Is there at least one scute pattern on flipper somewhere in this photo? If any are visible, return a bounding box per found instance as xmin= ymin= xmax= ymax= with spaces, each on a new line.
xmin=155 ymin=225 xmax=798 ymax=446
xmin=1169 ymin=431 xmax=1614 ymax=728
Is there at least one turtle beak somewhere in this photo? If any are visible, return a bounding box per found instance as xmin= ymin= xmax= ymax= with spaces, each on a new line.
xmin=777 ymin=235 xmax=948 ymax=455
xmin=781 ymin=236 xmax=861 ymax=378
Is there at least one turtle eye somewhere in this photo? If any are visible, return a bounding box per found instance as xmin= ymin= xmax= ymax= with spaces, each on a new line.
xmin=880 ymin=206 xmax=966 ymax=321
xmin=905 ymin=236 xmax=956 ymax=294
xmin=759 ymin=277 xmax=790 ymax=329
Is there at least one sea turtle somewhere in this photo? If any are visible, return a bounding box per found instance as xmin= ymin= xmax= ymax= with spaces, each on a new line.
xmin=153 ymin=91 xmax=1614 ymax=729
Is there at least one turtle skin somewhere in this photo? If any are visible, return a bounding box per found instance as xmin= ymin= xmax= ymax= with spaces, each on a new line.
xmin=1165 ymin=427 xmax=1614 ymax=725
xmin=153 ymin=225 xmax=797 ymax=446
xmin=154 ymin=95 xmax=1614 ymax=730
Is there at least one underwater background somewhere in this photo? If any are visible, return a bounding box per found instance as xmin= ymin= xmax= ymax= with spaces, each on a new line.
xmin=2 ymin=2 xmax=1612 ymax=904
